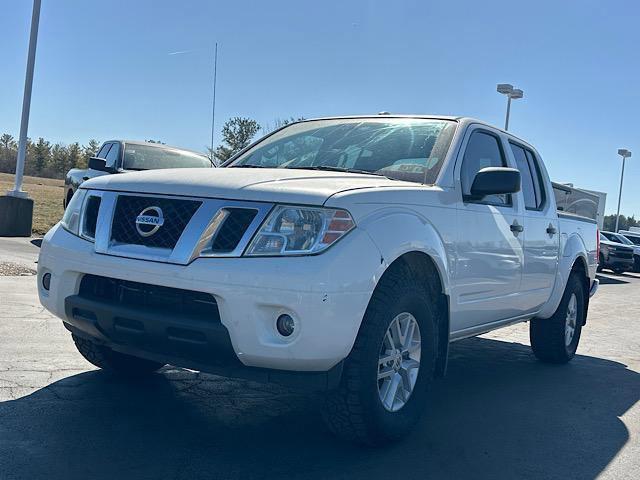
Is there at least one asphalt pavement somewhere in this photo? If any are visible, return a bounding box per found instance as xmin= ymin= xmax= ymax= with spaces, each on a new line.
xmin=0 ymin=237 xmax=639 ymax=480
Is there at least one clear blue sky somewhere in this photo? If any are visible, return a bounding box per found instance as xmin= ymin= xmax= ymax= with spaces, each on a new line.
xmin=1 ymin=0 xmax=638 ymax=216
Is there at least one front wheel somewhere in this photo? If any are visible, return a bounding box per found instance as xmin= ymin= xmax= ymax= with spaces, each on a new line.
xmin=530 ymin=273 xmax=585 ymax=364
xmin=322 ymin=265 xmax=438 ymax=445
xmin=72 ymin=334 xmax=165 ymax=376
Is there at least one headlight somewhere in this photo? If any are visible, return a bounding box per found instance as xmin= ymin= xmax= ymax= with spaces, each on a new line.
xmin=245 ymin=205 xmax=355 ymax=256
xmin=60 ymin=189 xmax=87 ymax=236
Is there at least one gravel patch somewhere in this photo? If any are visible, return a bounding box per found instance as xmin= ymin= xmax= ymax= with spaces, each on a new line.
xmin=0 ymin=262 xmax=36 ymax=276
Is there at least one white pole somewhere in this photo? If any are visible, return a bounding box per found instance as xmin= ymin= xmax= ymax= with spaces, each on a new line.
xmin=504 ymin=96 xmax=512 ymax=131
xmin=615 ymin=155 xmax=627 ymax=232
xmin=8 ymin=0 xmax=42 ymax=198
xmin=210 ymin=42 xmax=218 ymax=165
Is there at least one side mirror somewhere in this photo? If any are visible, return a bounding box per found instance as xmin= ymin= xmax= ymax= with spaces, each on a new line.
xmin=469 ymin=167 xmax=521 ymax=199
xmin=88 ymin=157 xmax=117 ymax=173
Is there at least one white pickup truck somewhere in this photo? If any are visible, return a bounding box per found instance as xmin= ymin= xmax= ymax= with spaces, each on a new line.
xmin=37 ymin=115 xmax=599 ymax=444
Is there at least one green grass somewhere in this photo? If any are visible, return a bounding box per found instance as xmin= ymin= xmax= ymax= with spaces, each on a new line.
xmin=0 ymin=173 xmax=64 ymax=235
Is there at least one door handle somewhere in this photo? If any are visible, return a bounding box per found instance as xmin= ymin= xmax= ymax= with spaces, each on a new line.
xmin=510 ymin=222 xmax=524 ymax=233
xmin=546 ymin=225 xmax=557 ymax=235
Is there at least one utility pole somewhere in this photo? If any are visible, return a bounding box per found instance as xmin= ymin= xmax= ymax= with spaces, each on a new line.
xmin=9 ymin=0 xmax=42 ymax=197
xmin=210 ymin=42 xmax=218 ymax=165
xmin=1 ymin=0 xmax=40 ymax=236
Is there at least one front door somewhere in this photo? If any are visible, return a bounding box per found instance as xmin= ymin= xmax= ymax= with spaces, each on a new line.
xmin=452 ymin=128 xmax=524 ymax=331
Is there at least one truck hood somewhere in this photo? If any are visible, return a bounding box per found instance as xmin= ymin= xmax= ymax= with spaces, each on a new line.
xmin=81 ymin=167 xmax=413 ymax=205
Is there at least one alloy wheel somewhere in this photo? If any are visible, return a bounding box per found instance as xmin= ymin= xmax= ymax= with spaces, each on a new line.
xmin=377 ymin=312 xmax=422 ymax=412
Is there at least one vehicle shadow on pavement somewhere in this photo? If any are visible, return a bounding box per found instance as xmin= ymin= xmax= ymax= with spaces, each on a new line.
xmin=596 ymin=274 xmax=629 ymax=285
xmin=1 ymin=337 xmax=638 ymax=480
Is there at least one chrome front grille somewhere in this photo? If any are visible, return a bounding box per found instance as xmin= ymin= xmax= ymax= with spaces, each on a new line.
xmin=110 ymin=195 xmax=201 ymax=249
xmin=84 ymin=191 xmax=273 ymax=264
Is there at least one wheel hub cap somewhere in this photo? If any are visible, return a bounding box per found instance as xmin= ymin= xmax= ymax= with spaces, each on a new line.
xmin=377 ymin=312 xmax=421 ymax=412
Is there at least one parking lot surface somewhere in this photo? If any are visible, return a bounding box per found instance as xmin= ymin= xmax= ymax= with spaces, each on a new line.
xmin=1 ymin=238 xmax=639 ymax=480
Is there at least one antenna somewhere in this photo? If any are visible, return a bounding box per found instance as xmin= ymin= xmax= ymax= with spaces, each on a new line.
xmin=210 ymin=42 xmax=218 ymax=163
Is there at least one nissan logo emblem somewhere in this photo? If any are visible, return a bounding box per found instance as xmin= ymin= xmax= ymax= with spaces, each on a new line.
xmin=135 ymin=206 xmax=164 ymax=237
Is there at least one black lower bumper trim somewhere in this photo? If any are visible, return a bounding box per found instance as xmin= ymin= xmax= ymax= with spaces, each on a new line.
xmin=63 ymin=295 xmax=343 ymax=391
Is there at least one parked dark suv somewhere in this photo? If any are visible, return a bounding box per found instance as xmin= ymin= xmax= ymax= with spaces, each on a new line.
xmin=598 ymin=231 xmax=635 ymax=274
xmin=64 ymin=140 xmax=212 ymax=208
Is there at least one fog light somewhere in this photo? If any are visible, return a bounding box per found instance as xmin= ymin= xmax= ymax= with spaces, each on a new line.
xmin=42 ymin=272 xmax=51 ymax=291
xmin=276 ymin=314 xmax=295 ymax=337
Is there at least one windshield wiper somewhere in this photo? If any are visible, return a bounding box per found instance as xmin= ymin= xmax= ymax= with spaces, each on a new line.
xmin=229 ymin=164 xmax=269 ymax=168
xmin=288 ymin=165 xmax=387 ymax=177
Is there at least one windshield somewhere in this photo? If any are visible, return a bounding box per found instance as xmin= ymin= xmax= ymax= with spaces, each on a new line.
xmin=123 ymin=144 xmax=211 ymax=170
xmin=228 ymin=118 xmax=456 ymax=184
xmin=623 ymin=235 xmax=640 ymax=245
xmin=602 ymin=232 xmax=632 ymax=245
xmin=615 ymin=234 xmax=634 ymax=245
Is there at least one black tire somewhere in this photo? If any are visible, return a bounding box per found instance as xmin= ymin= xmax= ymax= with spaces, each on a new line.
xmin=72 ymin=334 xmax=164 ymax=376
xmin=634 ymin=256 xmax=640 ymax=273
xmin=530 ymin=273 xmax=585 ymax=364
xmin=321 ymin=263 xmax=438 ymax=445
xmin=597 ymin=254 xmax=604 ymax=273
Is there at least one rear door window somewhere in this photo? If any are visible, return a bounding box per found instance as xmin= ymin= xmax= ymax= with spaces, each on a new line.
xmin=509 ymin=142 xmax=546 ymax=210
xmin=525 ymin=149 xmax=545 ymax=209
xmin=510 ymin=143 xmax=536 ymax=209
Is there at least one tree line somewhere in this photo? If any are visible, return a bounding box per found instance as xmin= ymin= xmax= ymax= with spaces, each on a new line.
xmin=0 ymin=133 xmax=101 ymax=179
xmin=0 ymin=116 xmax=304 ymax=178
xmin=603 ymin=214 xmax=639 ymax=232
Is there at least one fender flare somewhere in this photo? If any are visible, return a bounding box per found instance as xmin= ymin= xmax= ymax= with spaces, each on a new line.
xmin=537 ymin=232 xmax=590 ymax=319
xmin=358 ymin=207 xmax=451 ymax=295
xmin=358 ymin=208 xmax=451 ymax=376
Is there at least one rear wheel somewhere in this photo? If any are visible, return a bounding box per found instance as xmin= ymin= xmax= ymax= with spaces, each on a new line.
xmin=530 ymin=273 xmax=585 ymax=364
xmin=72 ymin=334 xmax=164 ymax=376
xmin=322 ymin=264 xmax=438 ymax=445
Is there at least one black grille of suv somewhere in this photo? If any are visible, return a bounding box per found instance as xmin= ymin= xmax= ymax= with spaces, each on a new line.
xmin=111 ymin=195 xmax=201 ymax=249
xmin=210 ymin=208 xmax=258 ymax=253
xmin=79 ymin=274 xmax=220 ymax=323
xmin=614 ymin=247 xmax=633 ymax=259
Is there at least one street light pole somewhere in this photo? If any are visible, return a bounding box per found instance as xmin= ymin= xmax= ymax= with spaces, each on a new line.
xmin=8 ymin=0 xmax=42 ymax=198
xmin=615 ymin=148 xmax=632 ymax=232
xmin=497 ymin=84 xmax=523 ymax=131
xmin=504 ymin=95 xmax=512 ymax=131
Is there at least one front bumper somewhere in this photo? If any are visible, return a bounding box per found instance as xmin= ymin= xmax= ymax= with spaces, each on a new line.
xmin=38 ymin=224 xmax=381 ymax=375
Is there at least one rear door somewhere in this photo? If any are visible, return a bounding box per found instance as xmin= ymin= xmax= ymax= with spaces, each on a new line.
xmin=509 ymin=142 xmax=559 ymax=312
xmin=453 ymin=127 xmax=524 ymax=330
